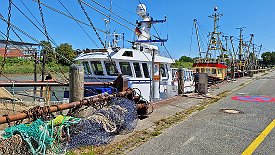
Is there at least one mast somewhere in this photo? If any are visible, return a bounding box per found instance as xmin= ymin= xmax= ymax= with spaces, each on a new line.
xmin=206 ymin=6 xmax=223 ymax=62
xmin=236 ymin=27 xmax=246 ymax=61
xmin=194 ymin=19 xmax=202 ymax=59
xmin=230 ymin=36 xmax=235 ymax=79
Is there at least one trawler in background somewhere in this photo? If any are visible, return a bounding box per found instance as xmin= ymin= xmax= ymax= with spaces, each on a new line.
xmin=192 ymin=7 xmax=227 ymax=81
xmin=74 ymin=4 xmax=195 ymax=102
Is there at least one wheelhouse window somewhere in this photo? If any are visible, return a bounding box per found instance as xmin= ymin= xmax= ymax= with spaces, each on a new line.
xmin=206 ymin=68 xmax=211 ymax=74
xmin=212 ymin=68 xmax=217 ymax=74
xmin=122 ymin=51 xmax=133 ymax=57
xmin=160 ymin=64 xmax=167 ymax=77
xmin=104 ymin=61 xmax=118 ymax=76
xmin=90 ymin=61 xmax=104 ymax=75
xmin=142 ymin=63 xmax=150 ymax=78
xmin=133 ymin=63 xmax=142 ymax=78
xmin=119 ymin=62 xmax=132 ymax=76
xmin=82 ymin=61 xmax=91 ymax=74
xmin=196 ymin=68 xmax=200 ymax=73
xmin=218 ymin=69 xmax=223 ymax=74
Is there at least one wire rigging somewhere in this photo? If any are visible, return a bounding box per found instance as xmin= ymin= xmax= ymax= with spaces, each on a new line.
xmin=31 ymin=0 xmax=106 ymax=34
xmin=78 ymin=0 xmax=105 ymax=47
xmin=57 ymin=0 xmax=99 ymax=48
xmin=103 ymin=0 xmax=137 ymax=16
xmin=20 ymin=0 xmax=43 ymax=28
xmin=90 ymin=0 xmax=136 ymax=26
xmin=0 ymin=0 xmax=13 ymax=76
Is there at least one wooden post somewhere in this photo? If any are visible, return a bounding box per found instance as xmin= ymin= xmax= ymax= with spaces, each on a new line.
xmin=69 ymin=65 xmax=84 ymax=102
xmin=178 ymin=68 xmax=184 ymax=95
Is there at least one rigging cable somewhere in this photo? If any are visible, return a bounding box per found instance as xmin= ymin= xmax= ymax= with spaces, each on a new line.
xmin=90 ymin=0 xmax=136 ymax=26
xmin=77 ymin=0 xmax=105 ymax=47
xmin=20 ymin=0 xmax=42 ymax=28
xmin=79 ymin=0 xmax=154 ymax=41
xmin=31 ymin=0 xmax=106 ymax=34
xmin=0 ymin=0 xmax=13 ymax=76
xmin=103 ymin=0 xmax=137 ymax=16
xmin=37 ymin=0 xmax=51 ymax=82
xmin=57 ymin=0 xmax=99 ymax=48
xmin=0 ymin=12 xmax=104 ymax=83
xmin=12 ymin=1 xmax=57 ymax=46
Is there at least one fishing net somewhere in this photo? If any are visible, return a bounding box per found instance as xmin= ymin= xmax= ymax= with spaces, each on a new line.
xmin=68 ymin=97 xmax=138 ymax=149
xmin=0 ymin=134 xmax=32 ymax=155
xmin=1 ymin=116 xmax=81 ymax=155
xmin=0 ymin=97 xmax=138 ymax=154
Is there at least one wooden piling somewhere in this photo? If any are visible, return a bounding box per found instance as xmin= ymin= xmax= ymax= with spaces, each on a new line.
xmin=178 ymin=68 xmax=184 ymax=94
xmin=69 ymin=65 xmax=84 ymax=103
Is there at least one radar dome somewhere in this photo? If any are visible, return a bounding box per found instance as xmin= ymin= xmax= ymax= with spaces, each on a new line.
xmin=214 ymin=6 xmax=218 ymax=12
xmin=137 ymin=4 xmax=147 ymax=17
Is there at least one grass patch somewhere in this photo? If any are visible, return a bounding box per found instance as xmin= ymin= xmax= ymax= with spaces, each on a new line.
xmin=1 ymin=58 xmax=69 ymax=74
xmin=67 ymin=90 xmax=230 ymax=155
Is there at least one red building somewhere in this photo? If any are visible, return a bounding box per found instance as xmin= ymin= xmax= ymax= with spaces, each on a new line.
xmin=0 ymin=48 xmax=25 ymax=58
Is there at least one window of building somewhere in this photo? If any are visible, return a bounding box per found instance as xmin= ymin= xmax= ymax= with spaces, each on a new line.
xmin=212 ymin=68 xmax=217 ymax=74
xmin=122 ymin=51 xmax=133 ymax=57
xmin=119 ymin=62 xmax=132 ymax=76
xmin=90 ymin=61 xmax=104 ymax=75
xmin=133 ymin=63 xmax=142 ymax=78
xmin=104 ymin=61 xmax=118 ymax=76
xmin=82 ymin=61 xmax=91 ymax=74
xmin=142 ymin=63 xmax=150 ymax=78
xmin=160 ymin=64 xmax=167 ymax=77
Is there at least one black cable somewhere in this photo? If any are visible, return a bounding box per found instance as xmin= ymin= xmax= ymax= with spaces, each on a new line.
xmin=57 ymin=0 xmax=99 ymax=48
xmin=78 ymin=0 xmax=105 ymax=47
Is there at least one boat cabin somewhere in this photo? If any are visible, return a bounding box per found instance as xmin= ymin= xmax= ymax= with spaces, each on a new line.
xmin=193 ymin=63 xmax=227 ymax=80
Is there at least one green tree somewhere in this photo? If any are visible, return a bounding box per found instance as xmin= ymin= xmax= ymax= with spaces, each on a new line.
xmin=179 ymin=56 xmax=193 ymax=62
xmin=261 ymin=51 xmax=273 ymax=66
xmin=55 ymin=43 xmax=76 ymax=65
xmin=172 ymin=55 xmax=194 ymax=68
xmin=40 ymin=41 xmax=55 ymax=63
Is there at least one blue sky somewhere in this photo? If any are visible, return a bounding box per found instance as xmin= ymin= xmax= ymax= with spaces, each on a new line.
xmin=0 ymin=0 xmax=274 ymax=59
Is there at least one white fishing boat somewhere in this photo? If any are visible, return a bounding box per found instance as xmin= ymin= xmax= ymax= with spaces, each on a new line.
xmin=74 ymin=4 xmax=193 ymax=101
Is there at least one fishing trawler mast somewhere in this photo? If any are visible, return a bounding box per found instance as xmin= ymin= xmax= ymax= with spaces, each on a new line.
xmin=193 ymin=6 xmax=227 ymax=80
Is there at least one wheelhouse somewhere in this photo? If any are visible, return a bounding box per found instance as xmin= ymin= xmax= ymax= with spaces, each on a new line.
xmin=193 ymin=63 xmax=227 ymax=80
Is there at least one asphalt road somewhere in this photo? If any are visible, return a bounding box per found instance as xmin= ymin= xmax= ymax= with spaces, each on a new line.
xmin=129 ymin=71 xmax=275 ymax=155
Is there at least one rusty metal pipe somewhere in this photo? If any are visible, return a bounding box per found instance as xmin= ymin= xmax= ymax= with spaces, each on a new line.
xmin=0 ymin=89 xmax=133 ymax=124
xmin=0 ymin=81 xmax=113 ymax=87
